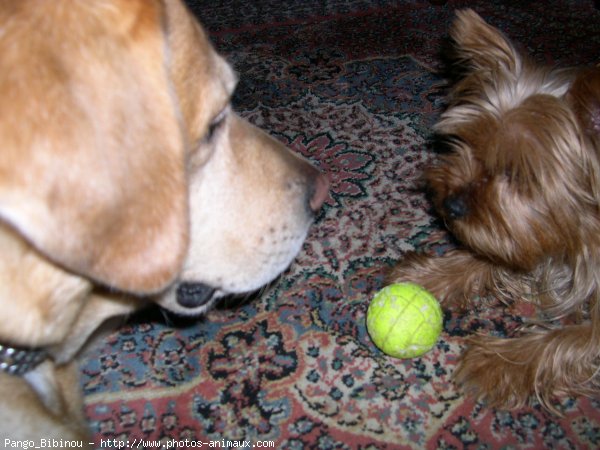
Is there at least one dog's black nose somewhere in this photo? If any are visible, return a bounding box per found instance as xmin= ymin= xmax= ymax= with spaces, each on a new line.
xmin=443 ymin=194 xmax=469 ymax=219
xmin=176 ymin=283 xmax=216 ymax=308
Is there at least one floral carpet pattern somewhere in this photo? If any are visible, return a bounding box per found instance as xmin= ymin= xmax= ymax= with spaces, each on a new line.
xmin=82 ymin=1 xmax=600 ymax=448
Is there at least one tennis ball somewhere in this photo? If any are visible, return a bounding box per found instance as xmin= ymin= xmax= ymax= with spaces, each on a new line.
xmin=366 ymin=283 xmax=443 ymax=358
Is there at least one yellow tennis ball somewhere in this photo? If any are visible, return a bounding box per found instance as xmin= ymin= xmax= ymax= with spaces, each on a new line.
xmin=366 ymin=283 xmax=443 ymax=358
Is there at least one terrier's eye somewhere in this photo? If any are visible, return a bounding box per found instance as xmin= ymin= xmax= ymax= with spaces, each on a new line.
xmin=504 ymin=168 xmax=520 ymax=183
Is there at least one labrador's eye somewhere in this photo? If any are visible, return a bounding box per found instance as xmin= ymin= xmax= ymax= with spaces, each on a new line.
xmin=204 ymin=107 xmax=229 ymax=143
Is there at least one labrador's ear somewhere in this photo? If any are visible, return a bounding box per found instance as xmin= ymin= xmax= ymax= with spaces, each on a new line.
xmin=0 ymin=0 xmax=188 ymax=293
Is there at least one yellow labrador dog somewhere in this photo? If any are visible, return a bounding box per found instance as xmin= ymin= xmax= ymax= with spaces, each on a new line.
xmin=0 ymin=0 xmax=328 ymax=444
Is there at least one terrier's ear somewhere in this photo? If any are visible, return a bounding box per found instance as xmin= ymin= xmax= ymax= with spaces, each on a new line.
xmin=568 ymin=66 xmax=600 ymax=199
xmin=569 ymin=67 xmax=600 ymax=146
xmin=450 ymin=9 xmax=523 ymax=76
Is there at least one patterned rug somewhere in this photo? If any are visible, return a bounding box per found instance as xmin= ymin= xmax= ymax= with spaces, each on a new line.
xmin=82 ymin=1 xmax=600 ymax=448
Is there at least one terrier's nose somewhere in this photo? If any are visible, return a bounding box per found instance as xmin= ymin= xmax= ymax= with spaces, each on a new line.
xmin=443 ymin=194 xmax=469 ymax=219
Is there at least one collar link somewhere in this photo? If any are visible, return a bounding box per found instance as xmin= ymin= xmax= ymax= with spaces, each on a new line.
xmin=0 ymin=343 xmax=47 ymax=376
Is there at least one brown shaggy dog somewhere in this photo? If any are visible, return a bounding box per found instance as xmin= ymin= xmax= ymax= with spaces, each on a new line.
xmin=389 ymin=9 xmax=600 ymax=412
